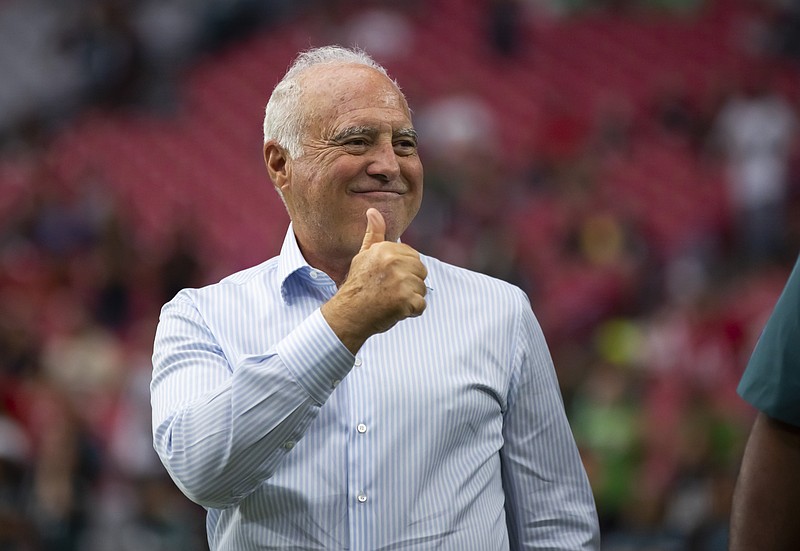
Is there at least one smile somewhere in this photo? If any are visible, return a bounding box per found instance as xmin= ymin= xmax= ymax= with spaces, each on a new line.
xmin=351 ymin=190 xmax=405 ymax=197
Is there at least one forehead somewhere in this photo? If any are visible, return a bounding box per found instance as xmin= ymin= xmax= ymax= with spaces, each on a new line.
xmin=299 ymin=64 xmax=411 ymax=131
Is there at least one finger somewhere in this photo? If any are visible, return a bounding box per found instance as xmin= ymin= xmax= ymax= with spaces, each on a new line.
xmin=407 ymin=294 xmax=427 ymax=317
xmin=401 ymin=255 xmax=428 ymax=282
xmin=415 ymin=260 xmax=428 ymax=283
xmin=359 ymin=208 xmax=386 ymax=252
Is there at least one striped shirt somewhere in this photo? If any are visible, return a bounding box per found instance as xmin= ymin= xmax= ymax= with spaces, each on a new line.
xmin=151 ymin=226 xmax=600 ymax=550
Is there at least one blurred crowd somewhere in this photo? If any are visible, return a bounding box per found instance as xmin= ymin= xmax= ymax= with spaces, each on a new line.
xmin=1 ymin=0 xmax=800 ymax=550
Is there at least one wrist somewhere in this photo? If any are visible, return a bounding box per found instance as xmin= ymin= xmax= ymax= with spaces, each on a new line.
xmin=321 ymin=299 xmax=369 ymax=355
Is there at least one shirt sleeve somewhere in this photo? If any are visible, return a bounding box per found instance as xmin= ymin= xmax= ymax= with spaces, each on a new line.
xmin=738 ymin=254 xmax=800 ymax=426
xmin=151 ymin=294 xmax=354 ymax=509
xmin=500 ymin=290 xmax=601 ymax=550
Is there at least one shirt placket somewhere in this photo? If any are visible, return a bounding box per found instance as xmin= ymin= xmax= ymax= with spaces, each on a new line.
xmin=346 ymin=342 xmax=376 ymax=549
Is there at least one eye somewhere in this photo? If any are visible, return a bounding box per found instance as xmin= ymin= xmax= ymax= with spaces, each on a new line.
xmin=340 ymin=137 xmax=371 ymax=153
xmin=393 ymin=139 xmax=418 ymax=155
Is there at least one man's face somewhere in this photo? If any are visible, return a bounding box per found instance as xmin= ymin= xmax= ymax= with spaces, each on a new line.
xmin=278 ymin=64 xmax=423 ymax=264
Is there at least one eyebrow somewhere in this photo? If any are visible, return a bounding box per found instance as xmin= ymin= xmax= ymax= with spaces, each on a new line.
xmin=330 ymin=126 xmax=375 ymax=142
xmin=394 ymin=128 xmax=418 ymax=142
xmin=330 ymin=126 xmax=418 ymax=143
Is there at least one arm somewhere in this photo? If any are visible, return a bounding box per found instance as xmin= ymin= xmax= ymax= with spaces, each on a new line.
xmin=151 ymin=297 xmax=354 ymax=509
xmin=729 ymin=412 xmax=800 ymax=551
xmin=322 ymin=208 xmax=427 ymax=353
xmin=152 ymin=210 xmax=426 ymax=509
xmin=501 ymin=294 xmax=600 ymax=551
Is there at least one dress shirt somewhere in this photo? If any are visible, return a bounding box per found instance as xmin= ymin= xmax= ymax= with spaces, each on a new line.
xmin=151 ymin=225 xmax=600 ymax=550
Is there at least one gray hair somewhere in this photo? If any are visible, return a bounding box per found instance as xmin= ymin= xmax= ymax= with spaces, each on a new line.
xmin=263 ymin=45 xmax=399 ymax=159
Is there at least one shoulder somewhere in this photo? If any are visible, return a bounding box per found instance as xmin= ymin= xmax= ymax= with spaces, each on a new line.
xmin=738 ymin=256 xmax=800 ymax=424
xmin=167 ymin=256 xmax=281 ymax=309
xmin=218 ymin=256 xmax=281 ymax=286
xmin=422 ymin=254 xmax=531 ymax=310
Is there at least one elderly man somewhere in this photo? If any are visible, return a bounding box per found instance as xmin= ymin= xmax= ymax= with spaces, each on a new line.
xmin=151 ymin=45 xmax=600 ymax=550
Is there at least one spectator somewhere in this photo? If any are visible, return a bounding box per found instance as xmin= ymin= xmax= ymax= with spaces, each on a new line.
xmin=711 ymin=72 xmax=797 ymax=266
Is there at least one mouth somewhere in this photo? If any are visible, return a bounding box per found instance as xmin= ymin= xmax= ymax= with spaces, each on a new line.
xmin=350 ymin=189 xmax=405 ymax=198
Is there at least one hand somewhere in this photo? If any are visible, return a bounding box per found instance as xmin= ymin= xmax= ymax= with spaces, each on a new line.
xmin=321 ymin=208 xmax=427 ymax=354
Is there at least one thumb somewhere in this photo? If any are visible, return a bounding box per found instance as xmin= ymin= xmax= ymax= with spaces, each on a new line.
xmin=360 ymin=208 xmax=386 ymax=252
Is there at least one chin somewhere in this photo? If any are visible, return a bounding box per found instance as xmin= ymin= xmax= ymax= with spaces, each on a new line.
xmin=380 ymin=218 xmax=403 ymax=242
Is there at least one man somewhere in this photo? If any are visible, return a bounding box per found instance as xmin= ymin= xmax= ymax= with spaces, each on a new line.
xmin=151 ymin=45 xmax=600 ymax=550
xmin=730 ymin=254 xmax=800 ymax=550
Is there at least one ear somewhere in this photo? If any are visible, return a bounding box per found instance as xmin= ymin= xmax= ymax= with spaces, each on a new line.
xmin=264 ymin=141 xmax=291 ymax=193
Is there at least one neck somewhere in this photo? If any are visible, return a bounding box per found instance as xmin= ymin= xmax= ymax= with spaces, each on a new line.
xmin=291 ymin=225 xmax=362 ymax=287
xmin=297 ymin=244 xmax=352 ymax=288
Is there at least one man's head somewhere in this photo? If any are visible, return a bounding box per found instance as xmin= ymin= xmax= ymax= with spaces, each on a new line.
xmin=263 ymin=46 xmax=423 ymax=273
xmin=264 ymin=47 xmax=396 ymax=159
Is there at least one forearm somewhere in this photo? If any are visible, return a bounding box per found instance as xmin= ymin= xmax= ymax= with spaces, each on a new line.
xmin=151 ymin=304 xmax=354 ymax=508
xmin=730 ymin=412 xmax=800 ymax=551
xmin=503 ymin=411 xmax=600 ymax=551
xmin=152 ymin=356 xmax=324 ymax=508
xmin=503 ymin=294 xmax=600 ymax=550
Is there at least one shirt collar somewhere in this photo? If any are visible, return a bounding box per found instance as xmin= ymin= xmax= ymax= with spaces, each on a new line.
xmin=278 ymin=224 xmax=317 ymax=303
xmin=277 ymin=224 xmax=434 ymax=303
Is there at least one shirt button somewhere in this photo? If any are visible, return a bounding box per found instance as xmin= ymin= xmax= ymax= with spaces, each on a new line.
xmin=357 ymin=423 xmax=367 ymax=434
xmin=357 ymin=493 xmax=367 ymax=503
xmin=332 ymin=379 xmax=340 ymax=388
xmin=309 ymin=270 xmax=319 ymax=279
xmin=283 ymin=440 xmax=295 ymax=450
xmin=354 ymin=357 xmax=362 ymax=367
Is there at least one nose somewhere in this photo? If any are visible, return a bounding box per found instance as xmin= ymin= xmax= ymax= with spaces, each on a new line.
xmin=366 ymin=141 xmax=401 ymax=182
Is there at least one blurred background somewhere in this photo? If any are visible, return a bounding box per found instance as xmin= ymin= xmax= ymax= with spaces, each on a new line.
xmin=1 ymin=0 xmax=799 ymax=549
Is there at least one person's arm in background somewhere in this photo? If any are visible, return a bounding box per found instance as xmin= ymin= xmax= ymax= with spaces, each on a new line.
xmin=729 ymin=412 xmax=800 ymax=551
xmin=730 ymin=253 xmax=800 ymax=550
xmin=500 ymin=289 xmax=600 ymax=550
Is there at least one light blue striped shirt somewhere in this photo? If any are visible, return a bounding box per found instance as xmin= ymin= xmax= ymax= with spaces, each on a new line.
xmin=151 ymin=226 xmax=600 ymax=550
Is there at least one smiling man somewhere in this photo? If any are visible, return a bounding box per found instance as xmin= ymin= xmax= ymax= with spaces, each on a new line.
xmin=151 ymin=46 xmax=600 ymax=550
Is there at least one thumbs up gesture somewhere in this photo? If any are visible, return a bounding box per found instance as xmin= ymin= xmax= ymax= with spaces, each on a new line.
xmin=321 ymin=208 xmax=428 ymax=354
xmin=359 ymin=207 xmax=387 ymax=253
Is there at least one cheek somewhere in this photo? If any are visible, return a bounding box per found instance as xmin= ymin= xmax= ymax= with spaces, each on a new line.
xmin=286 ymin=160 xmax=330 ymax=208
xmin=405 ymin=164 xmax=424 ymax=213
xmin=293 ymin=176 xmax=348 ymax=227
xmin=403 ymin=157 xmax=424 ymax=184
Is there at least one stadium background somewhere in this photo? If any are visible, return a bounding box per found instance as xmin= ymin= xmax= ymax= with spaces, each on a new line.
xmin=1 ymin=0 xmax=799 ymax=549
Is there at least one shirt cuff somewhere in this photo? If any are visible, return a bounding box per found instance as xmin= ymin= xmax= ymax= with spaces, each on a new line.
xmin=275 ymin=308 xmax=355 ymax=404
